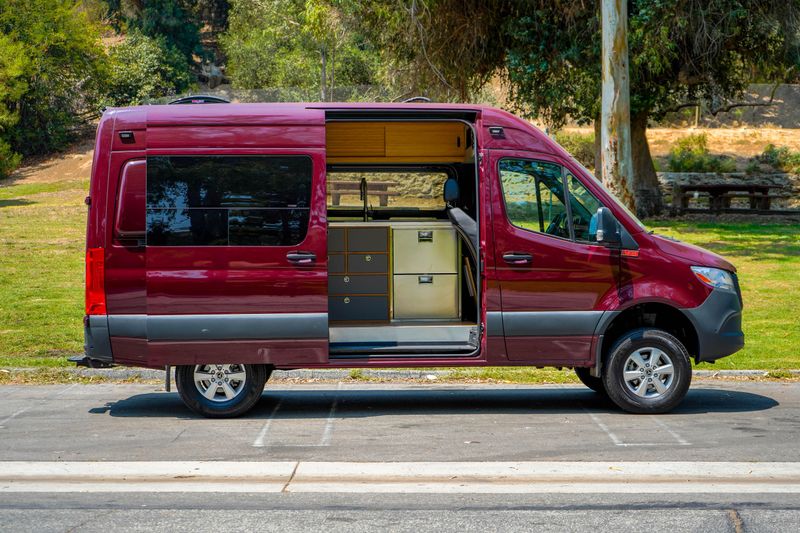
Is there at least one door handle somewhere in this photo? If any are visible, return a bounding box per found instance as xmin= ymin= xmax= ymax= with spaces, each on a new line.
xmin=286 ymin=251 xmax=316 ymax=265
xmin=503 ymin=252 xmax=533 ymax=265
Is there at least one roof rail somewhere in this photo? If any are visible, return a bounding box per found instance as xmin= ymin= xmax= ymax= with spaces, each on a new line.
xmin=168 ymin=95 xmax=230 ymax=105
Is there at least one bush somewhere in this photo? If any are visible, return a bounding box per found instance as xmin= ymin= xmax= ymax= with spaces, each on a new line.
xmin=105 ymin=31 xmax=194 ymax=106
xmin=666 ymin=133 xmax=736 ymax=173
xmin=554 ymin=131 xmax=595 ymax=171
xmin=0 ymin=139 xmax=22 ymax=178
xmin=754 ymin=144 xmax=800 ymax=174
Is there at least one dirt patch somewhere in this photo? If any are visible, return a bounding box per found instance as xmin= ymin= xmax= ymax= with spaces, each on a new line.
xmin=1 ymin=139 xmax=94 ymax=188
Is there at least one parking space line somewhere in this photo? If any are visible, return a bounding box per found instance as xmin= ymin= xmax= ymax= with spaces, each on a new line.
xmin=0 ymin=384 xmax=77 ymax=429
xmin=318 ymin=382 xmax=342 ymax=447
xmin=652 ymin=417 xmax=692 ymax=446
xmin=584 ymin=409 xmax=624 ymax=446
xmin=252 ymin=399 xmax=283 ymax=448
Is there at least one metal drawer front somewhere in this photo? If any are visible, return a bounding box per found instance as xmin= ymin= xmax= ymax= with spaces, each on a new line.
xmin=329 ymin=275 xmax=388 ymax=295
xmin=393 ymin=228 xmax=457 ymax=274
xmin=347 ymin=227 xmax=388 ymax=252
xmin=329 ymin=296 xmax=389 ymax=322
xmin=328 ymin=228 xmax=345 ymax=252
xmin=393 ymin=274 xmax=459 ymax=319
xmin=348 ymin=253 xmax=388 ymax=273
xmin=328 ymin=254 xmax=345 ymax=273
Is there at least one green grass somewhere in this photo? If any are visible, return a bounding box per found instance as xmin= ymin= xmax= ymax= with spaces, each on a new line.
xmin=646 ymin=220 xmax=800 ymax=370
xmin=1 ymin=165 xmax=798 ymax=374
xmin=0 ymin=177 xmax=88 ymax=367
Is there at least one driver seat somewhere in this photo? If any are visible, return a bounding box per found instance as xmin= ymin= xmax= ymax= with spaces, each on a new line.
xmin=443 ymin=178 xmax=478 ymax=262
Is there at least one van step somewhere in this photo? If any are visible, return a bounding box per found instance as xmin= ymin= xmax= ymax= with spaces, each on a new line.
xmin=330 ymin=342 xmax=477 ymax=357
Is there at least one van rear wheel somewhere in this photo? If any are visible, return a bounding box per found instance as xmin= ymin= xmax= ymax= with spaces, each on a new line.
xmin=602 ymin=328 xmax=691 ymax=414
xmin=574 ymin=367 xmax=606 ymax=395
xmin=175 ymin=364 xmax=270 ymax=418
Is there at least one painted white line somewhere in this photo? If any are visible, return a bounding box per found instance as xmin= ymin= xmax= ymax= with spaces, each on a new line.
xmin=652 ymin=417 xmax=692 ymax=446
xmin=319 ymin=382 xmax=342 ymax=447
xmin=584 ymin=410 xmax=624 ymax=446
xmin=0 ymin=384 xmax=77 ymax=429
xmin=252 ymin=399 xmax=283 ymax=448
xmin=1 ymin=461 xmax=800 ymax=493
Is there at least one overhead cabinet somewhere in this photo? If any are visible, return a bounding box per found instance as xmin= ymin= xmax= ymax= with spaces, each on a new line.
xmin=326 ymin=122 xmax=468 ymax=164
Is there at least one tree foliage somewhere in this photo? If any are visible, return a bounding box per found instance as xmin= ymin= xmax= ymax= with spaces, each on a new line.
xmin=0 ymin=0 xmax=108 ymax=168
xmin=221 ymin=0 xmax=381 ymax=100
xmin=105 ymin=30 xmax=194 ymax=106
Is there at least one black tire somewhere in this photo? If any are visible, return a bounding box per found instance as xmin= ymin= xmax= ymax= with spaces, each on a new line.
xmin=175 ymin=364 xmax=270 ymax=418
xmin=574 ymin=367 xmax=607 ymax=395
xmin=602 ymin=328 xmax=691 ymax=414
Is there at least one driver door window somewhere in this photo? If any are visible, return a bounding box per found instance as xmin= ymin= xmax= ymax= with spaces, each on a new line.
xmin=499 ymin=159 xmax=570 ymax=239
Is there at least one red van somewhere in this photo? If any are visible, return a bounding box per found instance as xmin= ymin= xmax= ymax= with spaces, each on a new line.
xmin=79 ymin=102 xmax=743 ymax=417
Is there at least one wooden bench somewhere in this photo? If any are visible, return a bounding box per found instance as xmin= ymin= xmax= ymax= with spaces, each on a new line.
xmin=328 ymin=180 xmax=400 ymax=207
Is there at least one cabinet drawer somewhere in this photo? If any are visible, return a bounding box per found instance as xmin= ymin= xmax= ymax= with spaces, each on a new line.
xmin=328 ymin=228 xmax=346 ymax=252
xmin=329 ymin=295 xmax=389 ymax=322
xmin=329 ymin=254 xmax=345 ymax=273
xmin=347 ymin=227 xmax=388 ymax=252
xmin=348 ymin=253 xmax=388 ymax=273
xmin=393 ymin=228 xmax=458 ymax=274
xmin=329 ymin=275 xmax=388 ymax=295
xmin=393 ymin=274 xmax=459 ymax=319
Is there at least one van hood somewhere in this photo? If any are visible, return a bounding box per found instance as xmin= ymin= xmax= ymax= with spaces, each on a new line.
xmin=651 ymin=234 xmax=736 ymax=273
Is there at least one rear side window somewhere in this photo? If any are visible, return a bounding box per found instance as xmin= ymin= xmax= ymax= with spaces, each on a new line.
xmin=146 ymin=156 xmax=312 ymax=246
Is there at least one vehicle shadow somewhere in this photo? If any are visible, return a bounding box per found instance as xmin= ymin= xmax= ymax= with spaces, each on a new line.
xmin=94 ymin=386 xmax=779 ymax=419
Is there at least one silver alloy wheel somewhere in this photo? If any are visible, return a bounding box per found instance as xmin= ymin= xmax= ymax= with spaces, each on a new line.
xmin=193 ymin=364 xmax=247 ymax=403
xmin=622 ymin=347 xmax=675 ymax=399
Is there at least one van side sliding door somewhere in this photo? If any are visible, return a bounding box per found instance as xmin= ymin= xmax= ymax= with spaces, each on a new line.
xmin=142 ymin=147 xmax=329 ymax=367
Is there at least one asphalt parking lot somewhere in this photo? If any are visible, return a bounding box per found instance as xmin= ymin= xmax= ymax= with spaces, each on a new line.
xmin=1 ymin=380 xmax=799 ymax=531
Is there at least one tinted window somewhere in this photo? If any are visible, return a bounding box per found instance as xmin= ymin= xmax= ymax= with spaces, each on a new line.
xmin=566 ymin=172 xmax=603 ymax=242
xmin=146 ymin=156 xmax=312 ymax=246
xmin=499 ymin=159 xmax=570 ymax=239
xmin=327 ymin=171 xmax=448 ymax=210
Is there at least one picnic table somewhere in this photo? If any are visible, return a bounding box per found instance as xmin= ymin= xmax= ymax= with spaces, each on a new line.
xmin=328 ymin=180 xmax=400 ymax=207
xmin=672 ymin=182 xmax=787 ymax=214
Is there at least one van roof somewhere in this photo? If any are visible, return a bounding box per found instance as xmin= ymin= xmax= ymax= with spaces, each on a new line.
xmin=101 ymin=102 xmax=527 ymax=127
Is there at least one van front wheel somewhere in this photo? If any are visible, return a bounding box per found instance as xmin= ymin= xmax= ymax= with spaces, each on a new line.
xmin=602 ymin=329 xmax=691 ymax=414
xmin=176 ymin=364 xmax=270 ymax=418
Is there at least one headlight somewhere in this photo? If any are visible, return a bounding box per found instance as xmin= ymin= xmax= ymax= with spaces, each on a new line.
xmin=691 ymin=266 xmax=735 ymax=292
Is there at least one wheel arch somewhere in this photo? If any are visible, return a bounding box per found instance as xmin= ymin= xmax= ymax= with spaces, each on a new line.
xmin=595 ymin=302 xmax=699 ymax=375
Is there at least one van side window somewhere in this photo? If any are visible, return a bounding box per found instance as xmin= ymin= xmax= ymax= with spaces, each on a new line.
xmin=498 ymin=159 xmax=570 ymax=239
xmin=146 ymin=156 xmax=312 ymax=246
xmin=566 ymin=172 xmax=602 ymax=243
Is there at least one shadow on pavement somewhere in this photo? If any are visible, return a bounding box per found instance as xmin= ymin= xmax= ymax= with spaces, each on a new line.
xmin=94 ymin=386 xmax=779 ymax=419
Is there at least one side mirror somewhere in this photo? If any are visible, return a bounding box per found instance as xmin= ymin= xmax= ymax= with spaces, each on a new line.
xmin=595 ymin=207 xmax=621 ymax=247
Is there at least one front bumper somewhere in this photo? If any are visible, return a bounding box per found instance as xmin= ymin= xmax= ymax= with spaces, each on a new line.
xmin=682 ymin=288 xmax=744 ymax=362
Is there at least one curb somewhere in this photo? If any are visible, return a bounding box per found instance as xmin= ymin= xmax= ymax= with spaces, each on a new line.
xmin=3 ymin=367 xmax=799 ymax=382
xmin=2 ymin=461 xmax=800 ymax=494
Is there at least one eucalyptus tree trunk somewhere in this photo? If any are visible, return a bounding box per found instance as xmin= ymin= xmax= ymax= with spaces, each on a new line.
xmin=600 ymin=0 xmax=636 ymax=212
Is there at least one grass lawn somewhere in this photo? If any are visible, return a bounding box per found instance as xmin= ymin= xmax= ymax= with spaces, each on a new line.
xmin=1 ymin=146 xmax=798 ymax=377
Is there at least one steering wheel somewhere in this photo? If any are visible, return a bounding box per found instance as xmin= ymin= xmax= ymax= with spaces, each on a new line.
xmin=545 ymin=212 xmax=569 ymax=238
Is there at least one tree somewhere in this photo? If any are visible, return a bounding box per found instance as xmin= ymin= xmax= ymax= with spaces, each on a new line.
xmin=105 ymin=31 xmax=194 ymax=106
xmin=221 ymin=0 xmax=381 ymax=100
xmin=356 ymin=0 xmax=800 ymax=217
xmin=0 ymin=0 xmax=108 ymax=169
